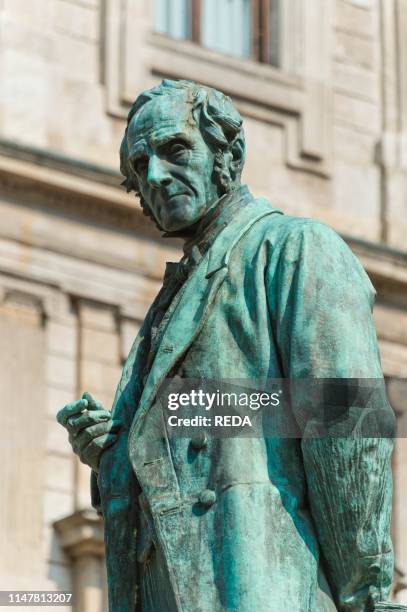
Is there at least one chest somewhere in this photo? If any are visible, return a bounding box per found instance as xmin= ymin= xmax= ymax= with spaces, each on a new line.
xmin=178 ymin=249 xmax=283 ymax=380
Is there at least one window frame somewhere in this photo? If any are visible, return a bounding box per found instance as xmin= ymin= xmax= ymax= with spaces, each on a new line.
xmin=179 ymin=0 xmax=275 ymax=65
xmin=104 ymin=0 xmax=333 ymax=176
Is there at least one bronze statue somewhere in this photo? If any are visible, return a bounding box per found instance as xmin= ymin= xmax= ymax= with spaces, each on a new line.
xmin=57 ymin=80 xmax=400 ymax=612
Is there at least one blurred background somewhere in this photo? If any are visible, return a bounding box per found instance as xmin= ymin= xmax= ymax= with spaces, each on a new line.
xmin=0 ymin=0 xmax=406 ymax=610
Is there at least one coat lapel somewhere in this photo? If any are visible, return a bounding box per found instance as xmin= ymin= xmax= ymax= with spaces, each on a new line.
xmin=128 ymin=196 xmax=282 ymax=446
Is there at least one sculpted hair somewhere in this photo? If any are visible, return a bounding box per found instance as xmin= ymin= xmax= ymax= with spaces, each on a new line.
xmin=120 ymin=79 xmax=246 ymax=222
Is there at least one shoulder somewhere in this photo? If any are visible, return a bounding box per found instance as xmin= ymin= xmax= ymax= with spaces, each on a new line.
xmin=249 ymin=207 xmax=355 ymax=264
xmin=257 ymin=211 xmax=345 ymax=251
xmin=244 ymin=196 xmax=341 ymax=245
xmin=231 ymin=198 xmax=374 ymax=294
xmin=249 ymin=205 xmax=375 ymax=296
xmin=274 ymin=225 xmax=375 ymax=305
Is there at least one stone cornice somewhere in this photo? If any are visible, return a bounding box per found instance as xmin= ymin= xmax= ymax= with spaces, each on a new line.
xmin=346 ymin=235 xmax=407 ymax=295
xmin=0 ymin=139 xmax=162 ymax=241
xmin=0 ymin=140 xmax=406 ymax=294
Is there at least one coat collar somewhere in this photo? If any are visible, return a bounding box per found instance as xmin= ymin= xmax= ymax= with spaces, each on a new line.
xmin=128 ymin=193 xmax=283 ymax=447
xmin=182 ymin=184 xmax=252 ymax=259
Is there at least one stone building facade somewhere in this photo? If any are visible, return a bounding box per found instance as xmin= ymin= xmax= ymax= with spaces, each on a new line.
xmin=0 ymin=0 xmax=406 ymax=610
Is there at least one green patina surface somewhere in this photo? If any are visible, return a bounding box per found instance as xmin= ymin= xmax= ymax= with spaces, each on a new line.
xmin=57 ymin=80 xmax=404 ymax=612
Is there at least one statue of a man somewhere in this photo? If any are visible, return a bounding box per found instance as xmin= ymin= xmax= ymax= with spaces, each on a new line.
xmin=57 ymin=80 xmax=399 ymax=611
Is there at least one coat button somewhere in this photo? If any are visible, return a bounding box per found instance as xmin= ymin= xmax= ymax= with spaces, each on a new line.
xmin=199 ymin=489 xmax=216 ymax=507
xmin=190 ymin=431 xmax=208 ymax=450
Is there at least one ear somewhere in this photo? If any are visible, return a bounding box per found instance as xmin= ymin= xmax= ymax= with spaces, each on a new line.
xmin=214 ymin=144 xmax=243 ymax=193
xmin=212 ymin=150 xmax=233 ymax=194
xmin=230 ymin=136 xmax=245 ymax=180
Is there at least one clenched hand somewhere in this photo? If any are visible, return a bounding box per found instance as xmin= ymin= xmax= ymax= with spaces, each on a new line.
xmin=56 ymin=391 xmax=121 ymax=472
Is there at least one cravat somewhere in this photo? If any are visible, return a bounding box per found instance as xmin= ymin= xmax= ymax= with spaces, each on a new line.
xmin=142 ymin=186 xmax=251 ymax=377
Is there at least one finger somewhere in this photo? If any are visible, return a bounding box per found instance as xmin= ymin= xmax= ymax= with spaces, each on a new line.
xmin=69 ymin=410 xmax=112 ymax=435
xmin=74 ymin=420 xmax=121 ymax=453
xmin=57 ymin=399 xmax=88 ymax=426
xmin=82 ymin=391 xmax=104 ymax=411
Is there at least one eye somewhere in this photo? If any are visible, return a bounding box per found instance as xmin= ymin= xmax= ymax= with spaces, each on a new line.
xmin=132 ymin=156 xmax=148 ymax=176
xmin=168 ymin=140 xmax=189 ymax=159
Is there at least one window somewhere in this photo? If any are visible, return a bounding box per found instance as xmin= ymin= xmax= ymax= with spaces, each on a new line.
xmin=154 ymin=0 xmax=191 ymax=40
xmin=106 ymin=0 xmax=331 ymax=172
xmin=154 ymin=0 xmax=280 ymax=66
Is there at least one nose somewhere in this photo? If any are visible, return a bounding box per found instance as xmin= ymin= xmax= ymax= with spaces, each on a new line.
xmin=147 ymin=155 xmax=172 ymax=189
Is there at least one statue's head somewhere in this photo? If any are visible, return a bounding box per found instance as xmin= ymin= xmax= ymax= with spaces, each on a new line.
xmin=120 ymin=79 xmax=246 ymax=232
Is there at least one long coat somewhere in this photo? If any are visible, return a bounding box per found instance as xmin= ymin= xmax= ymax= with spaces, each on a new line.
xmin=93 ymin=190 xmax=394 ymax=611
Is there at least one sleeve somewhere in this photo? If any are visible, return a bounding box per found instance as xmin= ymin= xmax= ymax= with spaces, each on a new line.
xmin=88 ymin=301 xmax=155 ymax=516
xmin=266 ymin=220 xmax=395 ymax=611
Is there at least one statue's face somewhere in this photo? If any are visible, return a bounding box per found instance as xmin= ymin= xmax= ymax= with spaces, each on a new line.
xmin=127 ymin=95 xmax=219 ymax=232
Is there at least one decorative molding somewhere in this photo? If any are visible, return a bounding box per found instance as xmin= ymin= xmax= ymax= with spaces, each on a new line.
xmin=350 ymin=231 xmax=407 ymax=376
xmin=103 ymin=0 xmax=334 ymax=176
xmin=396 ymin=0 xmax=407 ymax=169
xmin=347 ymin=234 xmax=407 ymax=292
xmin=0 ymin=288 xmax=45 ymax=326
xmin=54 ymin=510 xmax=106 ymax=612
xmin=377 ymin=0 xmax=407 ymax=248
xmin=2 ymin=288 xmax=44 ymax=312
xmin=0 ymin=140 xmax=406 ymax=291
xmin=54 ymin=509 xmax=104 ymax=558
xmin=0 ymin=143 xmax=161 ymax=240
xmin=0 ymin=275 xmax=55 ymax=321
